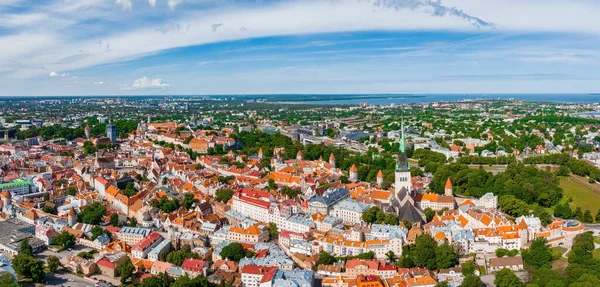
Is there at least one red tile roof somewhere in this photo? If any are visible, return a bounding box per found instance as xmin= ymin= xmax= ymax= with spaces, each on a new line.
xmin=181 ymin=259 xmax=208 ymax=273
xmin=132 ymin=232 xmax=162 ymax=251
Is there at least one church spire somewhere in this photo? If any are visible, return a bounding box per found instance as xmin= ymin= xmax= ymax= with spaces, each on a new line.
xmin=400 ymin=116 xmax=406 ymax=153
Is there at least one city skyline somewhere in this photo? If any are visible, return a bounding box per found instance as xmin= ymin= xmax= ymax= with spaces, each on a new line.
xmin=2 ymin=0 xmax=600 ymax=96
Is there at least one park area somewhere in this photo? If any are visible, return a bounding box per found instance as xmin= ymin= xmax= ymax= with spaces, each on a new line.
xmin=559 ymin=176 xmax=600 ymax=215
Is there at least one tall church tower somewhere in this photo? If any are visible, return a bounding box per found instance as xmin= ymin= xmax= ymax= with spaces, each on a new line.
xmin=395 ymin=118 xmax=411 ymax=197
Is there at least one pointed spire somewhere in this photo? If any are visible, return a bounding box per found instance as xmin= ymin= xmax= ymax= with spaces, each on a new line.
xmin=400 ymin=116 xmax=406 ymax=153
xmin=377 ymin=170 xmax=383 ymax=178
xmin=445 ymin=178 xmax=453 ymax=189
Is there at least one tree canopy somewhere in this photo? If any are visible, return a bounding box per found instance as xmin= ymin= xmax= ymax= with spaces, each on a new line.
xmin=78 ymin=202 xmax=107 ymax=224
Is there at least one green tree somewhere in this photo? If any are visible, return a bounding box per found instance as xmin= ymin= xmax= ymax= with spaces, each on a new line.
xmin=215 ymin=189 xmax=234 ymax=203
xmin=596 ymin=209 xmax=600 ymax=223
xmin=570 ymin=274 xmax=600 ymax=287
xmin=435 ymin=282 xmax=449 ymax=287
xmin=66 ymin=186 xmax=77 ymax=196
xmin=494 ymin=268 xmax=523 ymax=287
xmin=522 ymin=238 xmax=553 ymax=269
xmin=319 ymin=252 xmax=337 ymax=265
xmin=140 ymin=276 xmax=166 ymax=287
xmin=281 ymin=186 xmax=301 ymax=199
xmin=402 ymin=220 xmax=412 ymax=230
xmin=12 ymin=253 xmax=45 ymax=283
xmin=53 ymin=231 xmax=76 ymax=249
xmin=574 ymin=207 xmax=583 ymax=221
xmin=90 ymin=226 xmax=110 ymax=240
xmin=219 ymin=242 xmax=248 ymax=262
xmin=496 ymin=248 xmax=508 ymax=258
xmin=172 ymin=274 xmax=211 ymax=287
xmin=534 ymin=206 xmax=553 ymax=226
xmin=42 ymin=205 xmax=56 ymax=214
xmin=20 ymin=239 xmax=33 ymax=256
xmin=554 ymin=203 xmax=572 ymax=219
xmin=166 ymin=244 xmax=200 ymax=266
xmin=0 ymin=271 xmax=18 ymax=287
xmin=383 ymin=213 xmax=399 ymax=225
xmin=435 ymin=244 xmax=458 ymax=269
xmin=78 ymin=202 xmax=107 ymax=224
xmin=461 ymin=274 xmax=482 ymax=287
xmin=128 ymin=217 xmax=138 ymax=227
xmin=117 ymin=256 xmax=135 ymax=284
xmin=183 ymin=193 xmax=196 ymax=209
xmin=47 ymin=255 xmax=60 ymax=273
xmin=529 ymin=268 xmax=565 ymax=287
xmin=268 ymin=222 xmax=278 ymax=238
xmin=362 ymin=206 xmax=380 ymax=224
xmin=122 ymin=182 xmax=138 ymax=197
xmin=414 ymin=234 xmax=437 ymax=270
xmin=267 ymin=179 xmax=276 ymax=190
xmin=386 ymin=251 xmax=395 ymax=262
xmin=461 ymin=260 xmax=476 ymax=276
xmin=83 ymin=141 xmax=96 ymax=155
xmin=582 ymin=209 xmax=594 ymax=223
xmin=110 ymin=213 xmax=120 ymax=227
xmin=424 ymin=208 xmax=436 ymax=222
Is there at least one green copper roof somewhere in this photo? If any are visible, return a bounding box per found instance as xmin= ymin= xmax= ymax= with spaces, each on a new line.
xmin=0 ymin=179 xmax=31 ymax=189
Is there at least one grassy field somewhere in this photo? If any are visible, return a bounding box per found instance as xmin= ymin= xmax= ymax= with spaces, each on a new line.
xmin=559 ymin=177 xmax=600 ymax=215
xmin=593 ymin=249 xmax=600 ymax=259
xmin=551 ymin=246 xmax=567 ymax=258
xmin=552 ymin=257 xmax=569 ymax=276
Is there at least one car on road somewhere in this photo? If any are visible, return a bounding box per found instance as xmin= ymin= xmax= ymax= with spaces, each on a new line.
xmin=68 ymin=278 xmax=74 ymax=282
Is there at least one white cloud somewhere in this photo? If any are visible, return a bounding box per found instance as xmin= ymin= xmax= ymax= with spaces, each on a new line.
xmin=94 ymin=81 xmax=105 ymax=85
xmin=125 ymin=76 xmax=169 ymax=89
xmin=167 ymin=0 xmax=182 ymax=11
xmin=148 ymin=0 xmax=158 ymax=7
xmin=115 ymin=0 xmax=132 ymax=10
xmin=4 ymin=0 xmax=600 ymax=80
xmin=49 ymin=71 xmax=68 ymax=77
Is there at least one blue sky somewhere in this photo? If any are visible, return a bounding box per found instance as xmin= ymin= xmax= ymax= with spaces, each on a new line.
xmin=1 ymin=0 xmax=600 ymax=96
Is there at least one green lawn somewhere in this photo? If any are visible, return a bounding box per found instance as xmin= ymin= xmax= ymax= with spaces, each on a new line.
xmin=551 ymin=246 xmax=567 ymax=259
xmin=593 ymin=248 xmax=600 ymax=259
xmin=552 ymin=257 xmax=569 ymax=276
xmin=479 ymin=266 xmax=486 ymax=276
xmin=559 ymin=177 xmax=600 ymax=215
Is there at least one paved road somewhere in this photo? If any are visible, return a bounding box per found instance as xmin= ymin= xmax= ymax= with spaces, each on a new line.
xmin=45 ymin=271 xmax=96 ymax=287
xmin=481 ymin=271 xmax=528 ymax=287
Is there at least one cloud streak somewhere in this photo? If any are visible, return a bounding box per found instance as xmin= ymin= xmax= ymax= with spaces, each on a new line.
xmin=125 ymin=76 xmax=170 ymax=89
xmin=373 ymin=0 xmax=494 ymax=28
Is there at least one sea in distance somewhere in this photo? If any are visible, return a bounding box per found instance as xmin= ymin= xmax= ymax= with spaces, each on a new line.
xmin=3 ymin=93 xmax=600 ymax=105
xmin=262 ymin=93 xmax=600 ymax=105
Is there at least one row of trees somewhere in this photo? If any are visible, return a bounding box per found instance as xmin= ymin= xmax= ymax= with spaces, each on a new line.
xmin=140 ymin=273 xmax=213 ymax=287
xmin=457 ymin=155 xmax=517 ymax=165
xmin=554 ymin=202 xmax=600 ymax=223
xmin=523 ymin=153 xmax=600 ymax=183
